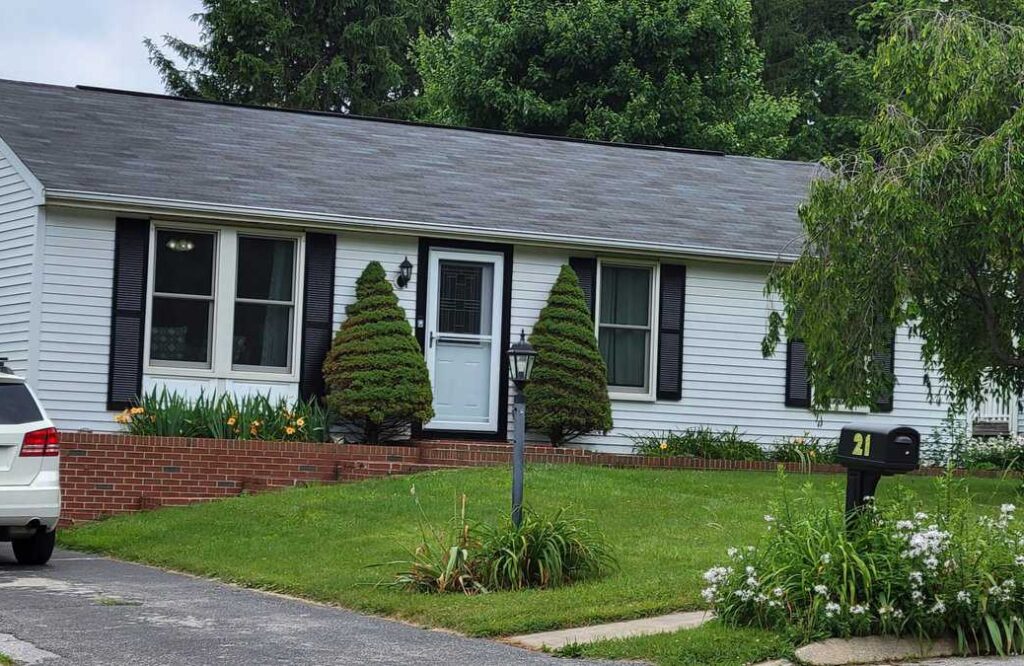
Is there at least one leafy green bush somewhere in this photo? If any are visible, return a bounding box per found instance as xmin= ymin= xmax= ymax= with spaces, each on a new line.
xmin=114 ymin=388 xmax=331 ymax=441
xmin=704 ymin=472 xmax=1024 ymax=653
xmin=770 ymin=434 xmax=836 ymax=465
xmin=476 ymin=509 xmax=617 ymax=591
xmin=525 ymin=265 xmax=613 ymax=445
xmin=386 ymin=494 xmax=616 ymax=594
xmin=322 ymin=261 xmax=433 ymax=443
xmin=633 ymin=427 xmax=766 ymax=461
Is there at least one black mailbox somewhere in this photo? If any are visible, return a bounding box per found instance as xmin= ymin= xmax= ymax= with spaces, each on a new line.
xmin=837 ymin=423 xmax=920 ymax=474
xmin=837 ymin=422 xmax=920 ymax=518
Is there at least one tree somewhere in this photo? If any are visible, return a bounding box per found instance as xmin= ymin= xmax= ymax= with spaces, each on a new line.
xmin=752 ymin=0 xmax=876 ymax=160
xmin=415 ymin=0 xmax=799 ymax=158
xmin=322 ymin=262 xmax=433 ymax=442
xmin=525 ymin=265 xmax=613 ymax=445
xmin=146 ymin=0 xmax=445 ymax=117
xmin=763 ymin=10 xmax=1024 ymax=412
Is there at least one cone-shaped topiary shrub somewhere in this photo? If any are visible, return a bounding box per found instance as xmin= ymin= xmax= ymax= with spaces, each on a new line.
xmin=525 ymin=265 xmax=613 ymax=445
xmin=323 ymin=261 xmax=434 ymax=443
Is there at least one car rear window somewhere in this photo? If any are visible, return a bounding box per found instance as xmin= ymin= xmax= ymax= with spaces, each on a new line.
xmin=0 ymin=383 xmax=43 ymax=424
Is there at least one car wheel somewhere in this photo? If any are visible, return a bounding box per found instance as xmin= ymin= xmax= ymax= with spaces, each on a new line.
xmin=12 ymin=529 xmax=56 ymax=566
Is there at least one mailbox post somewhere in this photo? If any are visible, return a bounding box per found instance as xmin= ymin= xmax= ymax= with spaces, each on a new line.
xmin=837 ymin=423 xmax=920 ymax=519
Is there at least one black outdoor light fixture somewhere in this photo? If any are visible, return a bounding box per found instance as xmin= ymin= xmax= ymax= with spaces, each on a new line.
xmin=396 ymin=257 xmax=414 ymax=288
xmin=508 ymin=330 xmax=537 ymax=527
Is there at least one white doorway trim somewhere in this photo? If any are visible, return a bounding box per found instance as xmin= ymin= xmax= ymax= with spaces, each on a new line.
xmin=423 ymin=247 xmax=505 ymax=433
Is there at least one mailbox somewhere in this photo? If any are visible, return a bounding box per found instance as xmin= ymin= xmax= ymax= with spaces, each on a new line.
xmin=837 ymin=423 xmax=920 ymax=474
xmin=838 ymin=422 xmax=920 ymax=518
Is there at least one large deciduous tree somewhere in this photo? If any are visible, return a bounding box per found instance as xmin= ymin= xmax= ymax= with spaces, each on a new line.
xmin=764 ymin=10 xmax=1024 ymax=412
xmin=415 ymin=0 xmax=799 ymax=158
xmin=146 ymin=0 xmax=444 ymax=117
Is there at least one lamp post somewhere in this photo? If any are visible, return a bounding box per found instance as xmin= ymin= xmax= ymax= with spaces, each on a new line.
xmin=508 ymin=329 xmax=537 ymax=528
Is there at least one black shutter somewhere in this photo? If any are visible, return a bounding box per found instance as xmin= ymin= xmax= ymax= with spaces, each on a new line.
xmin=785 ymin=339 xmax=811 ymax=408
xmin=656 ymin=264 xmax=686 ymax=401
xmin=107 ymin=218 xmax=150 ymax=410
xmin=299 ymin=232 xmax=336 ymax=401
xmin=872 ymin=334 xmax=896 ymax=413
xmin=569 ymin=257 xmax=596 ymax=317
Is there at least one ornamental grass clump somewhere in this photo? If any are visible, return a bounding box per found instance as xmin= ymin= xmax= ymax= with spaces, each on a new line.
xmin=385 ymin=493 xmax=616 ymax=594
xmin=322 ymin=261 xmax=433 ymax=443
xmin=704 ymin=472 xmax=1024 ymax=654
xmin=633 ymin=427 xmax=766 ymax=461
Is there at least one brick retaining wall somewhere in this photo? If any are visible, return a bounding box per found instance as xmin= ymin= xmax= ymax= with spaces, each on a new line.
xmin=58 ymin=432 xmax=963 ymax=523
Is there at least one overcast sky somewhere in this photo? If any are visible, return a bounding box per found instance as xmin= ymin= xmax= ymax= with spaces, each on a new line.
xmin=0 ymin=1 xmax=204 ymax=93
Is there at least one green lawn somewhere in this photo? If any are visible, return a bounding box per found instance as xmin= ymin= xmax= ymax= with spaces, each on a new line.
xmin=60 ymin=465 xmax=1017 ymax=641
xmin=558 ymin=621 xmax=794 ymax=665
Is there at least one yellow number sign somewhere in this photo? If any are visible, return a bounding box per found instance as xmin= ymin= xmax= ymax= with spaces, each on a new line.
xmin=852 ymin=433 xmax=872 ymax=457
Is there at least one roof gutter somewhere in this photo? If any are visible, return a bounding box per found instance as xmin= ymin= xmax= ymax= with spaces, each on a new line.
xmin=45 ymin=189 xmax=802 ymax=265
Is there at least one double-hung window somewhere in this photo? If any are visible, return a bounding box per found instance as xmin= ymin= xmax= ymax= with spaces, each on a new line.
xmin=233 ymin=236 xmax=297 ymax=372
xmin=147 ymin=226 xmax=301 ymax=377
xmin=596 ymin=261 xmax=658 ymax=399
xmin=150 ymin=230 xmax=216 ymax=368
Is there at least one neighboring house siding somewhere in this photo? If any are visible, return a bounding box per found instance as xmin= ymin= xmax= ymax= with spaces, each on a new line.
xmin=505 ymin=252 xmax=953 ymax=452
xmin=35 ymin=207 xmax=116 ymax=430
xmin=0 ymin=148 xmax=39 ymax=378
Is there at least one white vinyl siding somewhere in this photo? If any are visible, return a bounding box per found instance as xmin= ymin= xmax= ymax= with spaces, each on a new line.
xmin=0 ymin=147 xmax=40 ymax=379
xmin=509 ymin=251 xmax=955 ymax=452
xmin=334 ymin=231 xmax=419 ymax=330
xmin=35 ymin=207 xmax=116 ymax=429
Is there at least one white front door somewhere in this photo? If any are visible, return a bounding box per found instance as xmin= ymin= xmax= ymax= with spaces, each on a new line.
xmin=424 ymin=248 xmax=504 ymax=432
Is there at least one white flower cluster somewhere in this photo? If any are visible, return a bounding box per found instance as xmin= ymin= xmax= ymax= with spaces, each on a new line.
xmin=701 ymin=566 xmax=733 ymax=604
xmin=902 ymin=525 xmax=950 ymax=563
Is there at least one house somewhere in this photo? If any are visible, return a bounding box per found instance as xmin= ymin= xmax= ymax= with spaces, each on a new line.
xmin=0 ymin=78 xmax=963 ymax=451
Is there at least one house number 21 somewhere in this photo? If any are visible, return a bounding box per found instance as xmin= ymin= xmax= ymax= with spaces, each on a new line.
xmin=852 ymin=433 xmax=872 ymax=457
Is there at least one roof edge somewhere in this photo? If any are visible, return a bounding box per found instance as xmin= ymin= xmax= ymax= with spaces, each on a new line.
xmin=45 ymin=188 xmax=801 ymax=265
xmin=0 ymin=134 xmax=44 ymax=204
xmin=74 ymin=84 xmax=731 ymax=159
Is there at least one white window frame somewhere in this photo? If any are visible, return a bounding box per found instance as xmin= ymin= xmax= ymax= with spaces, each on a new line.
xmin=143 ymin=221 xmax=305 ymax=382
xmin=595 ymin=257 xmax=660 ymax=402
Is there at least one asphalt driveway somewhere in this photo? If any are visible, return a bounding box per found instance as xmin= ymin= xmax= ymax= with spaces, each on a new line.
xmin=0 ymin=548 xmax=601 ymax=665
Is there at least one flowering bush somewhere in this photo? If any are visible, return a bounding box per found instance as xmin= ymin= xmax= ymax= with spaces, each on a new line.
xmin=770 ymin=434 xmax=836 ymax=465
xmin=633 ymin=427 xmax=767 ymax=461
xmin=703 ymin=472 xmax=1024 ymax=653
xmin=114 ymin=389 xmax=331 ymax=442
xmin=961 ymin=435 xmax=1024 ymax=473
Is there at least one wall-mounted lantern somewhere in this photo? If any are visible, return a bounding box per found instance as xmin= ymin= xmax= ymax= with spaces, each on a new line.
xmin=397 ymin=257 xmax=413 ymax=289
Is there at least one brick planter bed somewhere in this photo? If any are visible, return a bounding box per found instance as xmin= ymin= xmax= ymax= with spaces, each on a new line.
xmin=57 ymin=431 xmax=982 ymax=523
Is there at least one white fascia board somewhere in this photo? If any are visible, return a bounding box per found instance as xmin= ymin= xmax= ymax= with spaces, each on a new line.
xmin=44 ymin=188 xmax=802 ymax=266
xmin=0 ymin=134 xmax=45 ymax=204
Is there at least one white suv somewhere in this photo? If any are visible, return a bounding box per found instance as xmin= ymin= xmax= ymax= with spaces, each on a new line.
xmin=0 ymin=362 xmax=59 ymax=565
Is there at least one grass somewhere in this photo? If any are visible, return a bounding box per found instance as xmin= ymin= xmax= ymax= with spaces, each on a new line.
xmin=59 ymin=465 xmax=1019 ymax=640
xmin=558 ymin=621 xmax=794 ymax=665
xmin=0 ymin=654 xmax=11 ymax=666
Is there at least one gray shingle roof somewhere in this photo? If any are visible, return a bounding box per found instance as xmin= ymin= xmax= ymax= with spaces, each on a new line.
xmin=0 ymin=78 xmax=818 ymax=259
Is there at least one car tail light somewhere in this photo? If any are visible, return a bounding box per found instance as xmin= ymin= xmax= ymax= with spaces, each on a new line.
xmin=21 ymin=427 xmax=60 ymax=457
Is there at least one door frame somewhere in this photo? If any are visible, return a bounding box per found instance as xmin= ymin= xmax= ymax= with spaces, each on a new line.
xmin=414 ymin=238 xmax=514 ymax=441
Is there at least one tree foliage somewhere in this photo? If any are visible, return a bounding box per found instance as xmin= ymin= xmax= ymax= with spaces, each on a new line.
xmin=145 ymin=0 xmax=444 ymax=117
xmin=764 ymin=10 xmax=1024 ymax=412
xmin=323 ymin=261 xmax=433 ymax=442
xmin=415 ymin=0 xmax=799 ymax=158
xmin=525 ymin=265 xmax=613 ymax=445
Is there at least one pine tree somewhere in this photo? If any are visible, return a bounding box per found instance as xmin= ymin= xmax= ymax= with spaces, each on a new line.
xmin=525 ymin=265 xmax=613 ymax=445
xmin=146 ymin=0 xmax=446 ymax=118
xmin=322 ymin=262 xmax=433 ymax=443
